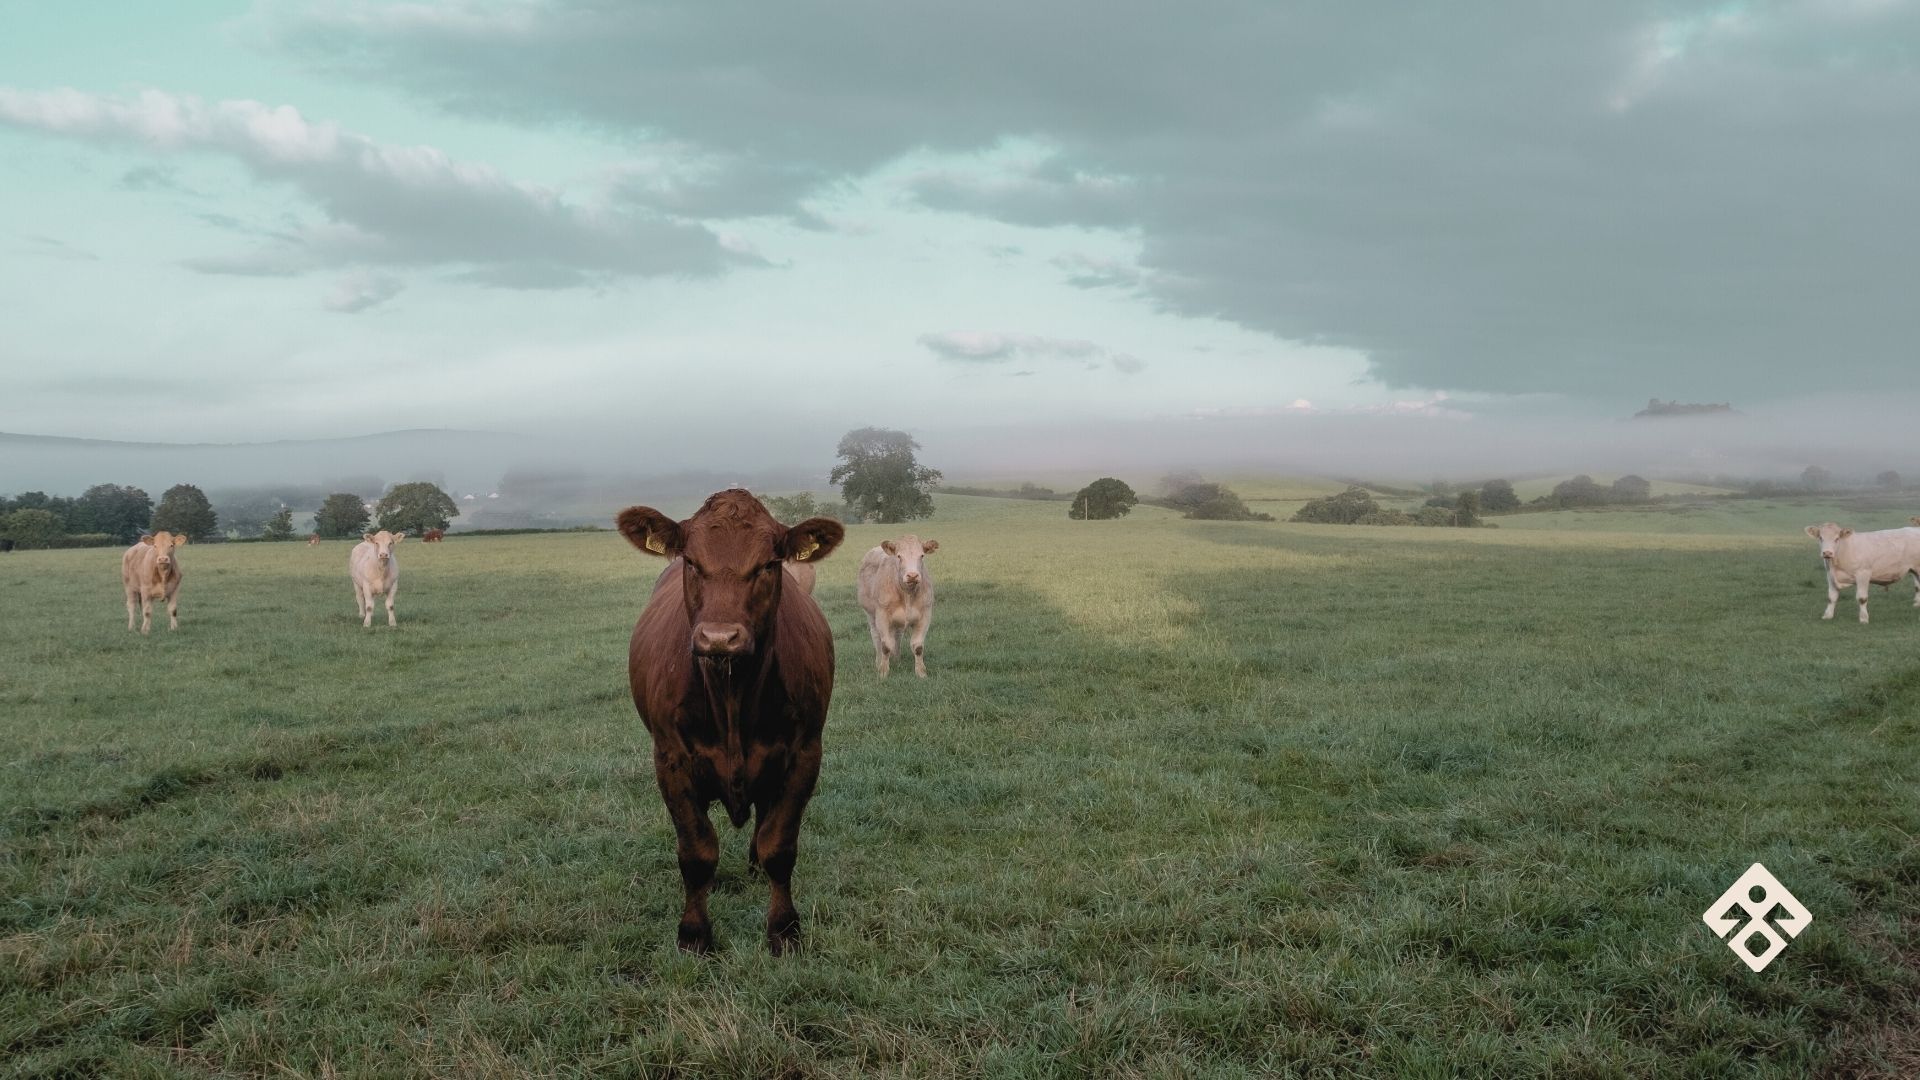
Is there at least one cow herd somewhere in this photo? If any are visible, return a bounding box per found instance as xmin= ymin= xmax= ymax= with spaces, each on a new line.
xmin=98 ymin=494 xmax=1917 ymax=954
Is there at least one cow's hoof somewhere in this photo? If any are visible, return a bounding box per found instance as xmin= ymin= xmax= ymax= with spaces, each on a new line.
xmin=676 ymin=922 xmax=714 ymax=955
xmin=766 ymin=919 xmax=801 ymax=957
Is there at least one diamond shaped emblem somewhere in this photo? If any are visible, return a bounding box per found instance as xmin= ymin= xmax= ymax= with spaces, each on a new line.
xmin=1703 ymin=863 xmax=1811 ymax=972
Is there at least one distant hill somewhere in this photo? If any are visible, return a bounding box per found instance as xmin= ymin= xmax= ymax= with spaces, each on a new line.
xmin=0 ymin=428 xmax=548 ymax=496
xmin=1634 ymin=398 xmax=1738 ymax=419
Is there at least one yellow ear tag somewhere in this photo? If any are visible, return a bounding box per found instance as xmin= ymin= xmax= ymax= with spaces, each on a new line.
xmin=793 ymin=538 xmax=820 ymax=562
xmin=645 ymin=534 xmax=667 ymax=555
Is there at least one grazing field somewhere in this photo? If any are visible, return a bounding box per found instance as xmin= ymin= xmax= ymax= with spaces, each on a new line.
xmin=3 ymin=508 xmax=1917 ymax=1077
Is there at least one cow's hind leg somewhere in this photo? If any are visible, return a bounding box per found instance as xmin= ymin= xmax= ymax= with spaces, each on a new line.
xmin=125 ymin=585 xmax=138 ymax=631
xmin=751 ymin=755 xmax=821 ymax=956
xmin=656 ymin=758 xmax=720 ymax=954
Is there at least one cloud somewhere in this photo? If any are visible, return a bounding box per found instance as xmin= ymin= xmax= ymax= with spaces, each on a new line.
xmin=918 ymin=331 xmax=1144 ymax=374
xmin=0 ymin=87 xmax=745 ymax=287
xmin=323 ymin=270 xmax=404 ymax=313
xmin=18 ymin=233 xmax=100 ymax=262
xmin=266 ymin=0 xmax=1920 ymax=402
xmin=1188 ymin=392 xmax=1466 ymax=420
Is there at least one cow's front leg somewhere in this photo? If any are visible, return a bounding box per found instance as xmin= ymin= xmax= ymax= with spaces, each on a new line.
xmin=125 ymin=587 xmax=138 ymax=631
xmin=139 ymin=592 xmax=153 ymax=635
xmin=909 ymin=612 xmax=932 ymax=678
xmin=656 ymin=756 xmax=719 ymax=953
xmin=384 ymin=584 xmax=398 ymax=627
xmin=751 ymin=752 xmax=821 ymax=956
xmin=1823 ymin=570 xmax=1839 ymax=620
xmin=867 ymin=613 xmax=892 ymax=677
xmin=1858 ymin=577 xmax=1872 ymax=623
xmin=165 ymin=587 xmax=180 ymax=631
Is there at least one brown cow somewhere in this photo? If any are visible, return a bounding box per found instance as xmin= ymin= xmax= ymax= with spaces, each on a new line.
xmin=122 ymin=531 xmax=185 ymax=633
xmin=618 ymin=489 xmax=844 ymax=955
xmin=307 ymin=534 xmax=321 ymax=546
xmin=422 ymin=528 xmax=445 ymax=542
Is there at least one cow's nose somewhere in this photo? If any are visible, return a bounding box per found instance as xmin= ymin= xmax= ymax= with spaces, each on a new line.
xmin=693 ymin=623 xmax=752 ymax=656
xmin=904 ymin=572 xmax=920 ymax=584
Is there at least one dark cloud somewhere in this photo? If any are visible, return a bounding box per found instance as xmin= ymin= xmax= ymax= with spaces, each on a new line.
xmin=269 ymin=0 xmax=1920 ymax=401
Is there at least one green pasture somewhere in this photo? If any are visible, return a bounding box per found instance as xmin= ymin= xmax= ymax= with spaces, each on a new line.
xmin=2 ymin=505 xmax=1916 ymax=1076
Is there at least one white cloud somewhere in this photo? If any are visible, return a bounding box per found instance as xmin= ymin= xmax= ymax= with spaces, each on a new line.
xmin=0 ymin=87 xmax=742 ymax=287
xmin=918 ymin=331 xmax=1144 ymax=375
xmin=323 ymin=270 xmax=404 ymax=313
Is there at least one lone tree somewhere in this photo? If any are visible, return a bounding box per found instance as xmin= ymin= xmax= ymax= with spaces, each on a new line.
xmin=263 ymin=506 xmax=297 ymax=541
xmin=1550 ymin=475 xmax=1609 ymax=507
xmin=1876 ymin=470 xmax=1903 ymax=490
xmin=74 ymin=483 xmax=152 ymax=541
xmin=761 ymin=492 xmax=839 ymax=524
xmin=1292 ymin=486 xmax=1379 ymax=524
xmin=1166 ymin=478 xmax=1274 ymax=521
xmin=151 ymin=484 xmax=219 ymax=539
xmin=1070 ymin=478 xmax=1138 ymax=520
xmin=1801 ymin=465 xmax=1834 ymax=492
xmin=1610 ymin=474 xmax=1652 ymax=502
xmin=377 ymin=481 xmax=459 ymax=534
xmin=314 ymin=493 xmax=371 ymax=538
xmin=1479 ymin=478 xmax=1520 ymax=512
xmin=1454 ymin=489 xmax=1480 ymax=527
xmin=830 ymin=427 xmax=942 ymax=523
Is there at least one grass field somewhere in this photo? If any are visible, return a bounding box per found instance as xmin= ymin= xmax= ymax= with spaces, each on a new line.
xmin=4 ymin=504 xmax=1918 ymax=1077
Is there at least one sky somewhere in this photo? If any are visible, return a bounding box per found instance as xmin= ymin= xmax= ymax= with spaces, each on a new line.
xmin=2 ymin=1 xmax=1918 ymax=478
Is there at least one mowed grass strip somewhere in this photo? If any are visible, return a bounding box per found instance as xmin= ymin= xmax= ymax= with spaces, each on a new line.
xmin=1 ymin=517 xmax=1916 ymax=1077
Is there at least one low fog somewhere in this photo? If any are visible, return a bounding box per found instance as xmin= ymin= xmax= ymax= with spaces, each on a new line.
xmin=4 ymin=392 xmax=1915 ymax=529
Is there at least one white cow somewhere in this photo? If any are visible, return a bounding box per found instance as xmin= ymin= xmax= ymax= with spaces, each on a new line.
xmin=350 ymin=530 xmax=407 ymax=627
xmin=1805 ymin=521 xmax=1920 ymax=623
xmin=121 ymin=531 xmax=185 ymax=633
xmin=857 ymin=535 xmax=938 ymax=677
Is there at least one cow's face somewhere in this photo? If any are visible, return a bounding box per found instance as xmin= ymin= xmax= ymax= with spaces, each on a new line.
xmin=619 ymin=490 xmax=844 ymax=658
xmin=362 ymin=530 xmax=405 ymax=559
xmin=880 ymin=535 xmax=938 ymax=593
xmin=149 ymin=531 xmax=184 ymax=569
xmin=1805 ymin=522 xmax=1852 ymax=559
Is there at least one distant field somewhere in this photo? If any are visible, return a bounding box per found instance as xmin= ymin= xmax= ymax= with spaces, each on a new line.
xmin=1506 ymin=475 xmax=1746 ymax=501
xmin=3 ymin=514 xmax=1916 ymax=1076
xmin=1495 ymin=494 xmax=1920 ymax=537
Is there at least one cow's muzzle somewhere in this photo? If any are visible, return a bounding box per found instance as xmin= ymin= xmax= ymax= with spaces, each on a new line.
xmin=692 ymin=622 xmax=753 ymax=657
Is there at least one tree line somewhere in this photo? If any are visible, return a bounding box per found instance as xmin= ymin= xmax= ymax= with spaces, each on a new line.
xmin=0 ymin=481 xmax=463 ymax=550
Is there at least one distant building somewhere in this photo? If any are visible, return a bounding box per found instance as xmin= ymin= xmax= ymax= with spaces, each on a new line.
xmin=1634 ymin=398 xmax=1738 ymax=418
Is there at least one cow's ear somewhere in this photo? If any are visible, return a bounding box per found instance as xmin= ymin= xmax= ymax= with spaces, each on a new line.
xmin=617 ymin=506 xmax=683 ymax=557
xmin=393 ymin=532 xmax=407 ymax=543
xmin=881 ymin=539 xmax=897 ymax=556
xmin=362 ymin=532 xmax=376 ymax=543
xmin=1912 ymin=517 xmax=1920 ymax=527
xmin=922 ymin=539 xmax=939 ymax=554
xmin=140 ymin=535 xmax=155 ymax=546
xmin=781 ymin=517 xmax=844 ymax=563
xmin=1839 ymin=527 xmax=1854 ymax=539
xmin=1805 ymin=525 xmax=1821 ymax=538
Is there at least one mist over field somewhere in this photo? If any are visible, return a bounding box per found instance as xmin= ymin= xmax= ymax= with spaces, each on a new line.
xmin=6 ymin=394 xmax=1915 ymax=516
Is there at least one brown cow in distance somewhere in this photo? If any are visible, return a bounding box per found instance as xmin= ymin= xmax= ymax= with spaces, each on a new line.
xmin=618 ymin=489 xmax=844 ymax=955
xmin=422 ymin=528 xmax=445 ymax=542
